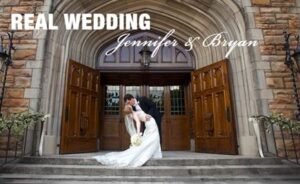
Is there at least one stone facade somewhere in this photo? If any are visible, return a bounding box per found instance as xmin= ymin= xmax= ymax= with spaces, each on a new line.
xmin=252 ymin=0 xmax=300 ymax=118
xmin=0 ymin=0 xmax=299 ymax=156
xmin=0 ymin=0 xmax=46 ymax=157
xmin=251 ymin=0 xmax=300 ymax=158
xmin=0 ymin=0 xmax=45 ymax=115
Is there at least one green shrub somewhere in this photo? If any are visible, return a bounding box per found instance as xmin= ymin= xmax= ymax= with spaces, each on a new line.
xmin=250 ymin=113 xmax=300 ymax=134
xmin=0 ymin=112 xmax=49 ymax=137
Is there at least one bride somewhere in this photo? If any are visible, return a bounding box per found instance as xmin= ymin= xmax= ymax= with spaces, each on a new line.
xmin=93 ymin=99 xmax=162 ymax=167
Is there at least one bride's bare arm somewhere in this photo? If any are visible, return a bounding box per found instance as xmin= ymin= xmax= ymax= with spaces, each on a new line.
xmin=131 ymin=111 xmax=141 ymax=134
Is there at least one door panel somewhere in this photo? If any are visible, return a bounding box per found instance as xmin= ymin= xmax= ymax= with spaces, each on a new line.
xmin=192 ymin=59 xmax=237 ymax=154
xmin=169 ymin=116 xmax=189 ymax=150
xmin=167 ymin=86 xmax=189 ymax=150
xmin=89 ymin=95 xmax=99 ymax=137
xmin=214 ymin=91 xmax=226 ymax=136
xmin=100 ymin=86 xmax=121 ymax=150
xmin=80 ymin=93 xmax=89 ymax=136
xmin=202 ymin=94 xmax=214 ymax=137
xmin=60 ymin=60 xmax=100 ymax=154
xmin=68 ymin=90 xmax=80 ymax=137
xmin=101 ymin=86 xmax=140 ymax=150
xmin=101 ymin=116 xmax=121 ymax=149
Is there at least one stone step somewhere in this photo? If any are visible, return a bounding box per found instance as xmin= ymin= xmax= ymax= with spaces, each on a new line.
xmin=20 ymin=156 xmax=283 ymax=166
xmin=1 ymin=164 xmax=299 ymax=176
xmin=1 ymin=182 xmax=300 ymax=184
xmin=1 ymin=174 xmax=300 ymax=183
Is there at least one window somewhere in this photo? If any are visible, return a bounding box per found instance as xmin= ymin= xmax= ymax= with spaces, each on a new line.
xmin=97 ymin=32 xmax=193 ymax=70
xmin=149 ymin=86 xmax=164 ymax=113
xmin=125 ymin=86 xmax=141 ymax=98
xmin=104 ymin=86 xmax=120 ymax=115
xmin=170 ymin=86 xmax=185 ymax=115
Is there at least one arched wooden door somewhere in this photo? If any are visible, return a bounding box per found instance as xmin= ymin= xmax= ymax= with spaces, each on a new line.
xmin=60 ymin=60 xmax=101 ymax=154
xmin=192 ymin=59 xmax=237 ymax=154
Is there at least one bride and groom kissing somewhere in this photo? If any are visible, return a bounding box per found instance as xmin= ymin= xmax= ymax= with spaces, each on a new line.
xmin=93 ymin=94 xmax=163 ymax=167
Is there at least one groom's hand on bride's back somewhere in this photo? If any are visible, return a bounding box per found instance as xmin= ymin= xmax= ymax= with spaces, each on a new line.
xmin=145 ymin=114 xmax=151 ymax=121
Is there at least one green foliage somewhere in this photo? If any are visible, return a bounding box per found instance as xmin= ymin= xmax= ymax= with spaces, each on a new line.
xmin=0 ymin=118 xmax=5 ymax=133
xmin=251 ymin=113 xmax=300 ymax=134
xmin=0 ymin=112 xmax=49 ymax=138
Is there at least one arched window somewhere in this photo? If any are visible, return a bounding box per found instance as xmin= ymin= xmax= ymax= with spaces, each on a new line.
xmin=97 ymin=32 xmax=194 ymax=71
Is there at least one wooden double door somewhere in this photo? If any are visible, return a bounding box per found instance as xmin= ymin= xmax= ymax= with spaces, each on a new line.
xmin=60 ymin=59 xmax=238 ymax=154
xmin=100 ymin=85 xmax=190 ymax=151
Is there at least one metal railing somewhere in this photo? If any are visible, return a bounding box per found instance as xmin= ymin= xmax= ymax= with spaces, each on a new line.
xmin=0 ymin=127 xmax=28 ymax=166
xmin=0 ymin=120 xmax=43 ymax=166
xmin=262 ymin=122 xmax=299 ymax=165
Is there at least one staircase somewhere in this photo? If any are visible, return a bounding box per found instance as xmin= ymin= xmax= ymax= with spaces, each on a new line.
xmin=0 ymin=152 xmax=300 ymax=183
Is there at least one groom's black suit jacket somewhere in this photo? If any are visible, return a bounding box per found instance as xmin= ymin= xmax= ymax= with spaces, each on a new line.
xmin=133 ymin=96 xmax=162 ymax=142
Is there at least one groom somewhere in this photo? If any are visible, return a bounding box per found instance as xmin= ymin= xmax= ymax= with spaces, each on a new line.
xmin=124 ymin=94 xmax=162 ymax=143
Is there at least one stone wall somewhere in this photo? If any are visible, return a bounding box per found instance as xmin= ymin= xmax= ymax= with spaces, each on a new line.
xmin=251 ymin=0 xmax=300 ymax=158
xmin=0 ymin=0 xmax=46 ymax=157
xmin=0 ymin=0 xmax=45 ymax=115
xmin=252 ymin=0 xmax=300 ymax=118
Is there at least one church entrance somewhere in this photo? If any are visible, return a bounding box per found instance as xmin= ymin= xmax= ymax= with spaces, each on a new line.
xmin=100 ymin=75 xmax=191 ymax=151
xmin=42 ymin=0 xmax=257 ymax=156
xmin=60 ymin=30 xmax=238 ymax=155
xmin=60 ymin=59 xmax=238 ymax=154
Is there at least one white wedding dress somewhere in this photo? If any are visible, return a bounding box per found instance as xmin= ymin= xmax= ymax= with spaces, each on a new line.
xmin=93 ymin=112 xmax=162 ymax=167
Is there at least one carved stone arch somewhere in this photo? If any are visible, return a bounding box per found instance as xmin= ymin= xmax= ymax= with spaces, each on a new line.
xmin=96 ymin=31 xmax=195 ymax=72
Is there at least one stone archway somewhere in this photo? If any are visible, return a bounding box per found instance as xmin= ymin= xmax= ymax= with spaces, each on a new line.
xmin=39 ymin=0 xmax=260 ymax=155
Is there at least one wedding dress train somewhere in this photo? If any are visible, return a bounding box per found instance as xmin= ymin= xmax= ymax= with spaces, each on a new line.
xmin=93 ymin=117 xmax=162 ymax=167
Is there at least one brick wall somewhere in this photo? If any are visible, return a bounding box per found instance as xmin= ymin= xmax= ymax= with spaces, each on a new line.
xmin=0 ymin=0 xmax=44 ymax=158
xmin=252 ymin=0 xmax=300 ymax=118
xmin=252 ymin=0 xmax=300 ymax=158
xmin=0 ymin=0 xmax=44 ymax=115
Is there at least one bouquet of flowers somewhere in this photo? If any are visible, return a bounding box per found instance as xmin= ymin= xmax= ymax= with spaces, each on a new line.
xmin=130 ymin=133 xmax=142 ymax=146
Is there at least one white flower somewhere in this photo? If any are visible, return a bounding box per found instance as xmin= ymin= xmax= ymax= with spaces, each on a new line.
xmin=130 ymin=133 xmax=142 ymax=146
xmin=41 ymin=114 xmax=51 ymax=121
xmin=248 ymin=117 xmax=254 ymax=122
